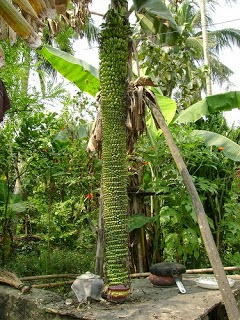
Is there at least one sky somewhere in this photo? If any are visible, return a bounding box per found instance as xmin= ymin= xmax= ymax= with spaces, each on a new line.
xmin=72 ymin=0 xmax=240 ymax=125
xmin=210 ymin=0 xmax=240 ymax=125
xmin=211 ymin=0 xmax=240 ymax=93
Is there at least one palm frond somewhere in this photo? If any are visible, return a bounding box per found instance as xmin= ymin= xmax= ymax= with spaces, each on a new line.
xmin=191 ymin=6 xmax=213 ymax=30
xmin=210 ymin=54 xmax=234 ymax=86
xmin=205 ymin=0 xmax=219 ymax=14
xmin=209 ymin=28 xmax=240 ymax=54
xmin=191 ymin=9 xmax=201 ymax=28
xmin=223 ymin=0 xmax=237 ymax=4
xmin=185 ymin=36 xmax=203 ymax=58
xmin=82 ymin=17 xmax=99 ymax=44
xmin=206 ymin=32 xmax=218 ymax=49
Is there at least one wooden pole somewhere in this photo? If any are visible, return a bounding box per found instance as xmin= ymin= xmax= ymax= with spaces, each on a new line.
xmin=32 ymin=281 xmax=73 ymax=289
xmin=148 ymin=102 xmax=240 ymax=320
xmin=186 ymin=266 xmax=240 ymax=274
xmin=130 ymin=266 xmax=240 ymax=278
xmin=19 ymin=274 xmax=77 ymax=281
xmin=200 ymin=0 xmax=212 ymax=96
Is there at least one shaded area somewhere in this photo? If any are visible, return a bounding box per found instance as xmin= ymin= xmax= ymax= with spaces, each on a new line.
xmin=0 ymin=79 xmax=11 ymax=122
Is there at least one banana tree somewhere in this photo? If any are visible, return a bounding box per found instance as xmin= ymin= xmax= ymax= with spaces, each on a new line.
xmin=1 ymin=2 xmax=240 ymax=316
xmin=42 ymin=8 xmax=240 ymax=304
xmin=41 ymin=44 xmax=177 ymax=279
xmin=13 ymin=44 xmax=240 ymax=307
xmin=1 ymin=0 xmax=179 ymax=301
xmin=98 ymin=0 xmax=179 ymax=301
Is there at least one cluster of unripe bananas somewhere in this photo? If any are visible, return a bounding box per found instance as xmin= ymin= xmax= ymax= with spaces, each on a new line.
xmin=99 ymin=9 xmax=130 ymax=115
xmin=99 ymin=8 xmax=131 ymax=287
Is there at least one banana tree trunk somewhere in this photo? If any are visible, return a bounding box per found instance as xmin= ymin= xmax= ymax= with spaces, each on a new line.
xmin=95 ymin=181 xmax=104 ymax=277
xmin=2 ymin=176 xmax=11 ymax=266
xmin=99 ymin=6 xmax=131 ymax=302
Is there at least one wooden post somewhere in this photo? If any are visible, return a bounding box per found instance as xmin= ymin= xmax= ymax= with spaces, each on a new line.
xmin=200 ymin=0 xmax=212 ymax=96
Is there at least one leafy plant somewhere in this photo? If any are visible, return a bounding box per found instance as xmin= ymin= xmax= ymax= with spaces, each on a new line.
xmin=133 ymin=121 xmax=239 ymax=267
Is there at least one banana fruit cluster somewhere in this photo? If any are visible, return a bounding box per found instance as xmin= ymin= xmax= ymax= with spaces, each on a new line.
xmin=99 ymin=9 xmax=131 ymax=287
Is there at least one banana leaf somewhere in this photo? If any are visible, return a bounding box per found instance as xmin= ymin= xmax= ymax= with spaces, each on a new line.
xmin=8 ymin=202 xmax=26 ymax=213
xmin=129 ymin=214 xmax=155 ymax=232
xmin=152 ymin=87 xmax=177 ymax=124
xmin=175 ymin=91 xmax=240 ymax=123
xmin=0 ymin=180 xmax=8 ymax=204
xmin=146 ymin=87 xmax=177 ymax=141
xmin=133 ymin=0 xmax=180 ymax=32
xmin=41 ymin=45 xmax=100 ymax=97
xmin=192 ymin=130 xmax=240 ymax=162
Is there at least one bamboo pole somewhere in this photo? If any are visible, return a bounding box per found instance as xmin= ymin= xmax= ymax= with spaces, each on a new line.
xmin=186 ymin=266 xmax=240 ymax=274
xmin=32 ymin=280 xmax=73 ymax=289
xmin=148 ymin=102 xmax=240 ymax=320
xmin=18 ymin=266 xmax=240 ymax=290
xmin=20 ymin=274 xmax=78 ymax=281
xmin=130 ymin=266 xmax=240 ymax=278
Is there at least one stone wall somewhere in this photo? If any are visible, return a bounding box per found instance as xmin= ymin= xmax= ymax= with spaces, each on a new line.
xmin=0 ymin=285 xmax=77 ymax=320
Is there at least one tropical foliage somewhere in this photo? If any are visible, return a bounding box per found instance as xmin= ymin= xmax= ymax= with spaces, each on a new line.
xmin=133 ymin=123 xmax=240 ymax=267
xmin=0 ymin=0 xmax=240 ymax=302
xmin=0 ymin=39 xmax=100 ymax=273
xmin=137 ymin=0 xmax=240 ymax=109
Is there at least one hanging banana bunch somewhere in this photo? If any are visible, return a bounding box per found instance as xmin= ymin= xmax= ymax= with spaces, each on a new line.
xmin=99 ymin=8 xmax=131 ymax=302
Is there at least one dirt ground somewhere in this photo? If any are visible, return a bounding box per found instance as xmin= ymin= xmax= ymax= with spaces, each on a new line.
xmin=0 ymin=275 xmax=239 ymax=320
xmin=44 ymin=275 xmax=240 ymax=320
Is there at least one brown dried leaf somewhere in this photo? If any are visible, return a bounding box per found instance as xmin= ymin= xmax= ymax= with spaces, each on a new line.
xmin=134 ymin=76 xmax=157 ymax=87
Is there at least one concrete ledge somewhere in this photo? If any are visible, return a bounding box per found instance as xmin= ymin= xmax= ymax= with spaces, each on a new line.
xmin=0 ymin=275 xmax=239 ymax=320
xmin=0 ymin=285 xmax=78 ymax=320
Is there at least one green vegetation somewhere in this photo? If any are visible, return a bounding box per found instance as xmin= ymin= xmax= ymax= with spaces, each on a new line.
xmin=0 ymin=39 xmax=100 ymax=275
xmin=0 ymin=0 xmax=240 ymax=290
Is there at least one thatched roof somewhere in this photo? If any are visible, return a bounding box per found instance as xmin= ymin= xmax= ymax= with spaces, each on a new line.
xmin=0 ymin=0 xmax=91 ymax=48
